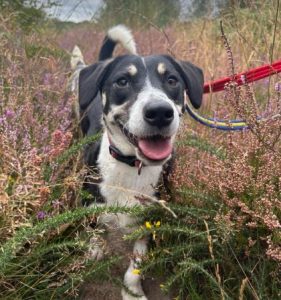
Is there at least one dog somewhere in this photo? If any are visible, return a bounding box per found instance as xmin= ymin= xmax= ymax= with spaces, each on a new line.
xmin=70 ymin=25 xmax=204 ymax=300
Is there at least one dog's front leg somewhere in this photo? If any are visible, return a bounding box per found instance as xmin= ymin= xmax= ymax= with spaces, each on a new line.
xmin=122 ymin=238 xmax=148 ymax=300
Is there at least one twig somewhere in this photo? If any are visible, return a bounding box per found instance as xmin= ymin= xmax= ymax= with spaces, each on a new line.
xmin=267 ymin=0 xmax=280 ymax=107
xmin=220 ymin=20 xmax=235 ymax=80
xmin=86 ymin=179 xmax=178 ymax=219
xmin=204 ymin=220 xmax=225 ymax=300
xmin=226 ymin=241 xmax=260 ymax=300
xmin=239 ymin=278 xmax=248 ymax=300
xmin=135 ymin=195 xmax=177 ymax=219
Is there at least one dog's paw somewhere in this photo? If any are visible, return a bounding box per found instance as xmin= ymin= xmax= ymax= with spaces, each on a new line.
xmin=121 ymin=257 xmax=147 ymax=300
xmin=121 ymin=288 xmax=148 ymax=300
xmin=87 ymin=236 xmax=105 ymax=261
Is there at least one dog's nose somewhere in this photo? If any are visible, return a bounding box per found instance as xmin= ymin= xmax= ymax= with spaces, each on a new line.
xmin=143 ymin=101 xmax=174 ymax=128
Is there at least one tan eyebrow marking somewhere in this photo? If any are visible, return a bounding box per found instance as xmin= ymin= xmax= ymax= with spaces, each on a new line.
xmin=157 ymin=62 xmax=166 ymax=74
xmin=127 ymin=64 xmax=138 ymax=76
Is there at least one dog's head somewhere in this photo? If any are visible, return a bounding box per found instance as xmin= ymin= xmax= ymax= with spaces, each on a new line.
xmin=79 ymin=54 xmax=203 ymax=165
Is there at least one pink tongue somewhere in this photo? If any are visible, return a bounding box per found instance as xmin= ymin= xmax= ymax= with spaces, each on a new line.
xmin=138 ymin=137 xmax=172 ymax=160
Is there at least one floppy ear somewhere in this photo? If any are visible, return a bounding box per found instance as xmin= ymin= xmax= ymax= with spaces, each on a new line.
xmin=164 ymin=56 xmax=204 ymax=109
xmin=177 ymin=61 xmax=204 ymax=109
xmin=79 ymin=61 xmax=109 ymax=111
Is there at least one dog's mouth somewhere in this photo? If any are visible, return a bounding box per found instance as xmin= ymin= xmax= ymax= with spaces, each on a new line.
xmin=138 ymin=135 xmax=172 ymax=161
xmin=119 ymin=123 xmax=172 ymax=161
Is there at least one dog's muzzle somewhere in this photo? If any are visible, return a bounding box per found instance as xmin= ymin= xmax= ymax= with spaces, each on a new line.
xmin=119 ymin=100 xmax=176 ymax=162
xmin=136 ymin=100 xmax=174 ymax=161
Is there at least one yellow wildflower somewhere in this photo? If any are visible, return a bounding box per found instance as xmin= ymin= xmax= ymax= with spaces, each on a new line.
xmin=132 ymin=268 xmax=141 ymax=275
xmin=155 ymin=221 xmax=161 ymax=227
xmin=145 ymin=221 xmax=152 ymax=229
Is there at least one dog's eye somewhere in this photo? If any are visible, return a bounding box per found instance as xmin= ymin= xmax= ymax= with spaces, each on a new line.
xmin=167 ymin=76 xmax=178 ymax=87
xmin=115 ymin=77 xmax=129 ymax=88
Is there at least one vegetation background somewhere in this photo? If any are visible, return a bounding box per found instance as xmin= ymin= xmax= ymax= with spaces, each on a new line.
xmin=0 ymin=0 xmax=280 ymax=299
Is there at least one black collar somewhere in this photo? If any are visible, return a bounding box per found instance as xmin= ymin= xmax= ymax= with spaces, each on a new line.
xmin=109 ymin=144 xmax=144 ymax=175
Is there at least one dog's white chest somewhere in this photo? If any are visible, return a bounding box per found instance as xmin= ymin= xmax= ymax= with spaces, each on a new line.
xmin=97 ymin=134 xmax=163 ymax=207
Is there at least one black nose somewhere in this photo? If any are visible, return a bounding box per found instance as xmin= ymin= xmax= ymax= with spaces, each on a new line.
xmin=143 ymin=100 xmax=174 ymax=128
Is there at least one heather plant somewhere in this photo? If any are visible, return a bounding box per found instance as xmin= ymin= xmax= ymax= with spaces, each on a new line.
xmin=136 ymin=5 xmax=281 ymax=298
xmin=165 ymin=81 xmax=281 ymax=298
xmin=0 ymin=1 xmax=281 ymax=300
xmin=0 ymin=11 xmax=141 ymax=298
xmin=0 ymin=16 xmax=73 ymax=225
xmin=0 ymin=12 xmax=88 ymax=298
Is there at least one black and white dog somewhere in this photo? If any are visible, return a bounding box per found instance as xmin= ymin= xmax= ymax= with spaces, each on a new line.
xmin=70 ymin=25 xmax=203 ymax=300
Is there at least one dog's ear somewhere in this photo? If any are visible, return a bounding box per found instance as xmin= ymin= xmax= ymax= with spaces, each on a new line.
xmin=79 ymin=61 xmax=110 ymax=110
xmin=165 ymin=56 xmax=204 ymax=109
xmin=177 ymin=61 xmax=204 ymax=109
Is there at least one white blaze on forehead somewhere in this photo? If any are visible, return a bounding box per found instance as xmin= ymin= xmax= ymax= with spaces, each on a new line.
xmin=127 ymin=75 xmax=180 ymax=137
xmin=157 ymin=62 xmax=166 ymax=74
xmin=127 ymin=64 xmax=138 ymax=76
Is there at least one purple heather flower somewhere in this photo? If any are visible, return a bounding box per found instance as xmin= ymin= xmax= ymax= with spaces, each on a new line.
xmin=43 ymin=73 xmax=52 ymax=85
xmin=37 ymin=211 xmax=47 ymax=220
xmin=275 ymin=82 xmax=281 ymax=92
xmin=5 ymin=109 xmax=14 ymax=118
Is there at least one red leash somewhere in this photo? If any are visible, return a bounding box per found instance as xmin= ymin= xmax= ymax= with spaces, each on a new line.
xmin=203 ymin=59 xmax=281 ymax=94
xmin=186 ymin=59 xmax=281 ymax=130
